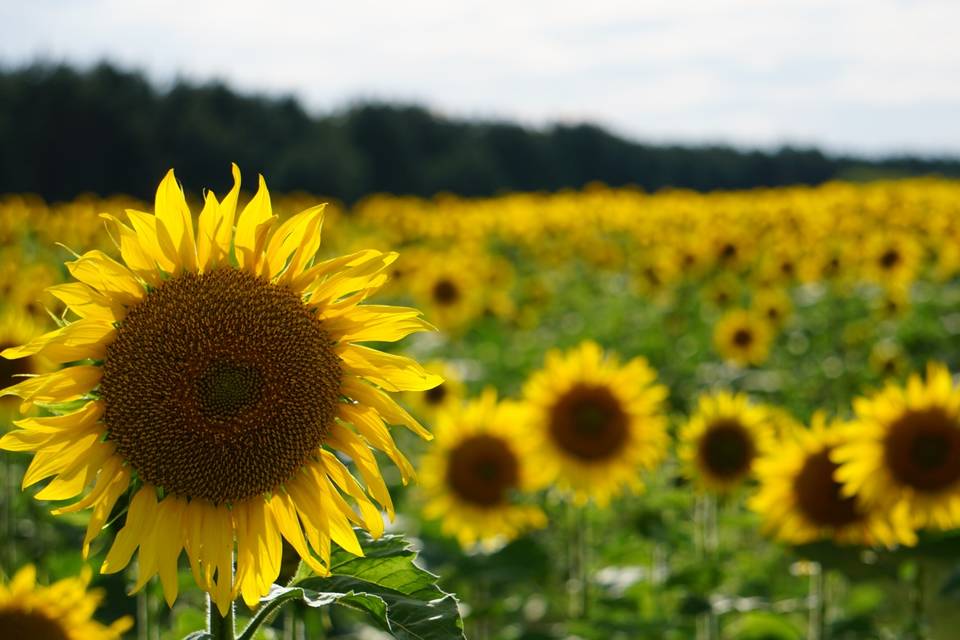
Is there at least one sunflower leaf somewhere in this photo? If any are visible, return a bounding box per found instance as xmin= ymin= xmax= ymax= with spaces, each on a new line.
xmin=241 ymin=531 xmax=464 ymax=640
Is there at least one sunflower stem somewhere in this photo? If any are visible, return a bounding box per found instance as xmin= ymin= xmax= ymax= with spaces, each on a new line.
xmin=207 ymin=593 xmax=235 ymax=640
xmin=808 ymin=562 xmax=827 ymax=640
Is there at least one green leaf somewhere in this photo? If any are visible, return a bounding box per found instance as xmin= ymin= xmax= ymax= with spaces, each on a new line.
xmin=241 ymin=531 xmax=464 ymax=640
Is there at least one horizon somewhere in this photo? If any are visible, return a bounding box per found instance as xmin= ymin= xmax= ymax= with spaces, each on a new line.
xmin=2 ymin=1 xmax=957 ymax=157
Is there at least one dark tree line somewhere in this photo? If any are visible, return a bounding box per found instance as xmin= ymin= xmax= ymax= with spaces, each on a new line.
xmin=1 ymin=62 xmax=958 ymax=203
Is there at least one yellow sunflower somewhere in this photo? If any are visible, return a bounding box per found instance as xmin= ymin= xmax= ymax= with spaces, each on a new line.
xmin=420 ymin=389 xmax=547 ymax=549
xmin=713 ymin=309 xmax=774 ymax=367
xmin=750 ymin=288 xmax=792 ymax=330
xmin=834 ymin=363 xmax=960 ymax=530
xmin=679 ymin=391 xmax=772 ymax=494
xmin=0 ymin=166 xmax=441 ymax=614
xmin=523 ymin=341 xmax=668 ymax=505
xmin=0 ymin=564 xmax=132 ymax=640
xmin=750 ymin=414 xmax=916 ymax=547
xmin=410 ymin=252 xmax=485 ymax=333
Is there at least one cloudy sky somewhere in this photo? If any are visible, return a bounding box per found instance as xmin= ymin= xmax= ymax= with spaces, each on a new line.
xmin=2 ymin=0 xmax=958 ymax=155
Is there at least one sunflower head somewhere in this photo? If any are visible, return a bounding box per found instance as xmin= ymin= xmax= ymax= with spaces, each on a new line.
xmin=751 ymin=414 xmax=916 ymax=547
xmin=679 ymin=391 xmax=772 ymax=494
xmin=834 ymin=363 xmax=960 ymax=530
xmin=523 ymin=341 xmax=669 ymax=506
xmin=0 ymin=166 xmax=441 ymax=614
xmin=0 ymin=565 xmax=132 ymax=640
xmin=420 ymin=389 xmax=547 ymax=549
xmin=713 ymin=309 xmax=774 ymax=367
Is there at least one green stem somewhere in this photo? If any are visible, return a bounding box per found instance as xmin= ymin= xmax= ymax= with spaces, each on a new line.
xmin=808 ymin=563 xmax=826 ymax=640
xmin=208 ymin=593 xmax=235 ymax=640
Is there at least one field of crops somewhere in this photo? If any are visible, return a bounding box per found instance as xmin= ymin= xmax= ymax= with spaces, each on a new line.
xmin=2 ymin=170 xmax=960 ymax=639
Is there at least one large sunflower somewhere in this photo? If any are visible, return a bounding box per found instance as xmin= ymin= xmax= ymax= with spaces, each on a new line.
xmin=0 ymin=564 xmax=132 ymax=640
xmin=750 ymin=414 xmax=916 ymax=547
xmin=679 ymin=391 xmax=771 ymax=494
xmin=0 ymin=309 xmax=51 ymax=413
xmin=420 ymin=389 xmax=547 ymax=549
xmin=523 ymin=341 xmax=668 ymax=505
xmin=833 ymin=363 xmax=960 ymax=530
xmin=0 ymin=166 xmax=440 ymax=614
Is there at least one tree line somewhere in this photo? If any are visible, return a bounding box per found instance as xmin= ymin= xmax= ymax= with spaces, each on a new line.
xmin=1 ymin=62 xmax=958 ymax=203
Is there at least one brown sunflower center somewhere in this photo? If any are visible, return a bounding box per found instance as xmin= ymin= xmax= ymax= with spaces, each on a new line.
xmin=0 ymin=608 xmax=70 ymax=640
xmin=100 ymin=268 xmax=343 ymax=504
xmin=794 ymin=449 xmax=862 ymax=528
xmin=732 ymin=328 xmax=754 ymax=348
xmin=446 ymin=434 xmax=519 ymax=506
xmin=0 ymin=341 xmax=33 ymax=390
xmin=432 ymin=279 xmax=460 ymax=306
xmin=884 ymin=407 xmax=960 ymax=492
xmin=698 ymin=419 xmax=755 ymax=480
xmin=548 ymin=384 xmax=629 ymax=461
xmin=424 ymin=383 xmax=447 ymax=406
xmin=880 ymin=249 xmax=901 ymax=269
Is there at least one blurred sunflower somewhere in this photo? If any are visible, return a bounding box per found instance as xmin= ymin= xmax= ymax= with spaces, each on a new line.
xmin=861 ymin=231 xmax=923 ymax=287
xmin=411 ymin=253 xmax=484 ymax=333
xmin=679 ymin=391 xmax=771 ymax=494
xmin=0 ymin=166 xmax=440 ymax=614
xmin=0 ymin=564 xmax=132 ymax=640
xmin=750 ymin=288 xmax=792 ymax=330
xmin=834 ymin=363 xmax=960 ymax=530
xmin=420 ymin=390 xmax=547 ymax=549
xmin=713 ymin=309 xmax=774 ymax=367
xmin=523 ymin=341 xmax=668 ymax=505
xmin=750 ymin=414 xmax=916 ymax=546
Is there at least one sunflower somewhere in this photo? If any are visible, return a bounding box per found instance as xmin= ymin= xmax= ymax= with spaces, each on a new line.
xmin=410 ymin=252 xmax=485 ymax=333
xmin=523 ymin=341 xmax=668 ymax=505
xmin=420 ymin=389 xmax=547 ymax=549
xmin=403 ymin=359 xmax=466 ymax=419
xmin=0 ymin=564 xmax=132 ymax=640
xmin=750 ymin=414 xmax=916 ymax=547
xmin=834 ymin=363 xmax=960 ymax=530
xmin=679 ymin=392 xmax=772 ymax=494
xmin=0 ymin=166 xmax=441 ymax=614
xmin=713 ymin=309 xmax=774 ymax=367
xmin=750 ymin=288 xmax=792 ymax=330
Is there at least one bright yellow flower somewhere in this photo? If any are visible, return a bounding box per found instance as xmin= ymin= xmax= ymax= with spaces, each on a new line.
xmin=0 ymin=166 xmax=441 ymax=614
xmin=420 ymin=389 xmax=547 ymax=549
xmin=679 ymin=391 xmax=772 ymax=494
xmin=713 ymin=309 xmax=774 ymax=367
xmin=0 ymin=564 xmax=132 ymax=640
xmin=522 ymin=341 xmax=668 ymax=505
xmin=834 ymin=363 xmax=960 ymax=530
xmin=750 ymin=414 xmax=916 ymax=547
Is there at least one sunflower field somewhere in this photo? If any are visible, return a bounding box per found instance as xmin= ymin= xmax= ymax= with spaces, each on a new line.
xmin=2 ymin=170 xmax=960 ymax=639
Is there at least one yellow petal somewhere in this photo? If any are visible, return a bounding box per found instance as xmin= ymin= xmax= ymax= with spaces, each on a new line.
xmin=99 ymin=213 xmax=162 ymax=287
xmin=0 ymin=365 xmax=102 ymax=410
xmin=234 ymin=174 xmax=276 ymax=273
xmin=66 ymin=250 xmax=144 ymax=305
xmin=154 ymin=169 xmax=197 ymax=273
xmin=102 ymin=487 xmax=158 ymax=574
xmin=1 ymin=319 xmax=114 ymax=363
xmin=47 ymin=282 xmax=125 ymax=322
xmin=264 ymin=205 xmax=326 ymax=281
xmin=338 ymin=344 xmax=443 ymax=393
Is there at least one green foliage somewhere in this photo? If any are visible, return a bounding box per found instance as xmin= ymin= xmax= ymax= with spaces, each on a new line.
xmin=2 ymin=63 xmax=960 ymax=203
xmin=244 ymin=532 xmax=464 ymax=640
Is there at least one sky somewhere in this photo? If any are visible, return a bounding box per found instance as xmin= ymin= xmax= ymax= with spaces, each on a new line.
xmin=2 ymin=0 xmax=958 ymax=156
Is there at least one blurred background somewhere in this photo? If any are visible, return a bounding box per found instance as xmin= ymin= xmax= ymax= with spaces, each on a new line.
xmin=1 ymin=0 xmax=959 ymax=202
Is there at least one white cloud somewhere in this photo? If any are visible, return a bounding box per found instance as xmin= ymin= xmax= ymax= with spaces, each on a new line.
xmin=1 ymin=0 xmax=958 ymax=154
